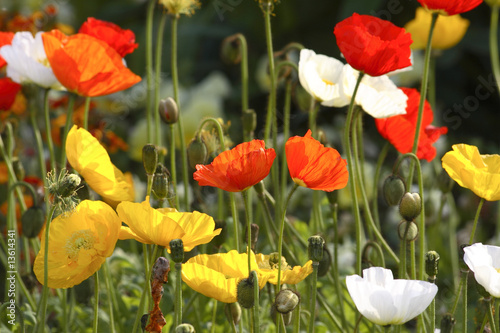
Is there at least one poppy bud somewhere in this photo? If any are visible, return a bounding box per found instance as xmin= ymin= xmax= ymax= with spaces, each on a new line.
xmin=220 ymin=34 xmax=242 ymax=65
xmin=175 ymin=323 xmax=195 ymax=333
xmin=270 ymin=303 xmax=293 ymax=326
xmin=308 ymin=235 xmax=325 ymax=262
xmin=153 ymin=164 xmax=170 ymax=200
xmin=21 ymin=206 xmax=45 ymax=238
xmin=187 ymin=138 xmax=208 ymax=170
xmin=425 ymin=251 xmax=440 ymax=282
xmin=237 ymin=272 xmax=256 ymax=309
xmin=383 ymin=175 xmax=406 ymax=206
xmin=399 ymin=192 xmax=422 ymax=221
xmin=142 ymin=144 xmax=158 ymax=176
xmin=242 ymin=109 xmax=257 ymax=135
xmin=397 ymin=220 xmax=419 ymax=242
xmin=440 ymin=313 xmax=455 ymax=333
xmin=169 ymin=239 xmax=184 ymax=264
xmin=317 ymin=247 xmax=331 ymax=277
xmin=58 ymin=173 xmax=81 ymax=198
xmin=224 ymin=302 xmax=241 ymax=326
xmin=159 ymin=97 xmax=178 ymax=124
xmin=275 ymin=289 xmax=300 ymax=314
xmin=12 ymin=157 xmax=25 ymax=181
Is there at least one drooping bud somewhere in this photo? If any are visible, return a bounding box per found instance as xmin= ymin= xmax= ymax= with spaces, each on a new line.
xmin=220 ymin=34 xmax=242 ymax=65
xmin=21 ymin=206 xmax=45 ymax=238
xmin=397 ymin=220 xmax=419 ymax=242
xmin=169 ymin=239 xmax=184 ymax=264
xmin=440 ymin=313 xmax=455 ymax=333
xmin=275 ymin=289 xmax=300 ymax=314
xmin=242 ymin=109 xmax=257 ymax=135
xmin=224 ymin=302 xmax=241 ymax=326
xmin=399 ymin=192 xmax=422 ymax=221
xmin=175 ymin=323 xmax=195 ymax=333
xmin=12 ymin=157 xmax=25 ymax=181
xmin=308 ymin=235 xmax=325 ymax=262
xmin=142 ymin=144 xmax=158 ymax=176
xmin=237 ymin=273 xmax=256 ymax=309
xmin=383 ymin=175 xmax=406 ymax=206
xmin=425 ymin=251 xmax=440 ymax=282
xmin=187 ymin=137 xmax=208 ymax=170
xmin=159 ymin=97 xmax=178 ymax=124
xmin=317 ymin=247 xmax=331 ymax=277
xmin=152 ymin=164 xmax=170 ymax=200
xmin=270 ymin=303 xmax=293 ymax=326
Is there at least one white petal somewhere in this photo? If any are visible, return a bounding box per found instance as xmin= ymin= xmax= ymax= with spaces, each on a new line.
xmin=464 ymin=243 xmax=500 ymax=297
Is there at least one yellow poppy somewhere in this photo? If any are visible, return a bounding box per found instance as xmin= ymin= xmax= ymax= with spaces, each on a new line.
xmin=33 ymin=200 xmax=121 ymax=288
xmin=157 ymin=208 xmax=222 ymax=252
xmin=181 ymin=250 xmax=268 ymax=303
xmin=442 ymin=144 xmax=500 ymax=201
xmin=405 ymin=7 xmax=469 ymax=50
xmin=255 ymin=253 xmax=313 ymax=285
xmin=66 ymin=125 xmax=134 ymax=203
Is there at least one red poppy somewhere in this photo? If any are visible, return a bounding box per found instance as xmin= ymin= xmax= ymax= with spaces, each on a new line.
xmin=334 ymin=13 xmax=413 ymax=77
xmin=79 ymin=17 xmax=138 ymax=57
xmin=193 ymin=140 xmax=276 ymax=192
xmin=285 ymin=130 xmax=348 ymax=192
xmin=416 ymin=0 xmax=483 ymax=15
xmin=375 ymin=88 xmax=448 ymax=162
xmin=0 ymin=32 xmax=15 ymax=68
xmin=0 ymin=78 xmax=21 ymax=111
xmin=42 ymin=29 xmax=141 ymax=97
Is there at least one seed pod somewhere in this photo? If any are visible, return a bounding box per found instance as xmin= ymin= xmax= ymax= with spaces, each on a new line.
xmin=187 ymin=138 xmax=208 ymax=170
xmin=399 ymin=192 xmax=422 ymax=221
xmin=397 ymin=220 xmax=419 ymax=242
xmin=275 ymin=289 xmax=300 ymax=314
xmin=142 ymin=144 xmax=158 ymax=176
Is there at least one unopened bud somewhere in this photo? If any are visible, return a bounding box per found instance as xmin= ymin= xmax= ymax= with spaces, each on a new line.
xmin=270 ymin=303 xmax=293 ymax=326
xmin=21 ymin=206 xmax=45 ymax=238
xmin=169 ymin=239 xmax=184 ymax=263
xmin=153 ymin=164 xmax=170 ymax=200
xmin=399 ymin=192 xmax=422 ymax=221
xmin=224 ymin=302 xmax=241 ymax=326
xmin=383 ymin=175 xmax=406 ymax=206
xmin=242 ymin=109 xmax=257 ymax=135
xmin=58 ymin=173 xmax=81 ymax=198
xmin=275 ymin=289 xmax=300 ymax=314
xmin=397 ymin=220 xmax=419 ymax=242
xmin=221 ymin=34 xmax=242 ymax=65
xmin=142 ymin=144 xmax=158 ymax=176
xmin=12 ymin=157 xmax=25 ymax=181
xmin=159 ymin=97 xmax=178 ymax=124
xmin=187 ymin=138 xmax=208 ymax=170
xmin=308 ymin=235 xmax=325 ymax=262
xmin=175 ymin=323 xmax=195 ymax=333
xmin=317 ymin=247 xmax=331 ymax=277
xmin=425 ymin=251 xmax=440 ymax=282
xmin=440 ymin=313 xmax=455 ymax=333
xmin=237 ymin=273 xmax=256 ymax=309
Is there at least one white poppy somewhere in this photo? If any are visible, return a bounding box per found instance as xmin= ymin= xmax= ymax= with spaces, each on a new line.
xmin=0 ymin=31 xmax=62 ymax=89
xmin=463 ymin=243 xmax=500 ymax=298
xmin=341 ymin=64 xmax=408 ymax=119
xmin=346 ymin=267 xmax=438 ymax=326
xmin=298 ymin=49 xmax=349 ymax=107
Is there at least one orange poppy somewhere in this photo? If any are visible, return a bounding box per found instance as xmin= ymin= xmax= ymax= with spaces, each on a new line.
xmin=193 ymin=140 xmax=276 ymax=192
xmin=42 ymin=29 xmax=141 ymax=97
xmin=285 ymin=130 xmax=348 ymax=191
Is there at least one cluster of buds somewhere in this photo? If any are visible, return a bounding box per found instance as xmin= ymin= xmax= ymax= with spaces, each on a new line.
xmin=46 ymin=169 xmax=82 ymax=216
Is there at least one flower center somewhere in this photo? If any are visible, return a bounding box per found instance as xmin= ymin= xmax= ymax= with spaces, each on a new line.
xmin=65 ymin=229 xmax=96 ymax=260
xmin=258 ymin=254 xmax=291 ymax=271
xmin=322 ymin=78 xmax=336 ymax=86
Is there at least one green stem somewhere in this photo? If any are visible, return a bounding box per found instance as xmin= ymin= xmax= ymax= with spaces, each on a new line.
xmin=230 ymin=193 xmax=241 ymax=252
xmin=42 ymin=89 xmax=56 ymax=170
xmin=429 ymin=296 xmax=435 ymax=333
xmin=210 ymin=300 xmax=218 ymax=333
xmin=372 ymin=143 xmax=390 ymax=229
xmin=490 ymin=5 xmax=500 ymax=98
xmin=262 ymin=2 xmax=277 ymax=146
xmin=469 ymin=197 xmax=485 ymax=244
xmin=83 ymin=96 xmax=91 ymax=131
xmin=317 ymin=292 xmax=344 ymax=332
xmin=331 ymin=203 xmax=347 ymax=330
xmin=280 ymin=79 xmax=292 ymax=197
xmin=237 ymin=34 xmax=249 ymax=115
xmin=103 ymin=261 xmax=120 ymax=333
xmin=242 ymin=190 xmax=252 ymax=272
xmin=256 ymin=192 xmax=278 ymax=249
xmin=307 ymin=262 xmax=319 ymax=333
xmin=169 ymin=124 xmax=180 ymax=209
xmin=154 ymin=11 xmax=168 ymax=146
xmin=59 ymin=94 xmax=75 ymax=168
xmin=252 ymin=271 xmax=260 ymax=332
xmin=175 ymin=262 xmax=183 ymax=326
xmin=293 ymin=299 xmax=301 ymax=333
xmin=93 ymin=270 xmax=99 ymax=332
xmin=462 ymin=272 xmax=468 ymax=333
xmin=145 ymin=0 xmax=155 ymax=143
xmin=451 ymin=272 xmax=464 ymax=315
xmin=171 ymin=15 xmax=190 ymax=211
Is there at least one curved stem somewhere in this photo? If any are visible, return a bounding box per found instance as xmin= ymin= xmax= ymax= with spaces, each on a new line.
xmin=154 ymin=11 xmax=168 ymax=146
xmin=372 ymin=143 xmax=390 ymax=229
xmin=490 ymin=5 xmax=500 ymax=98
xmin=145 ymin=0 xmax=155 ymax=143
xmin=469 ymin=197 xmax=485 ymax=244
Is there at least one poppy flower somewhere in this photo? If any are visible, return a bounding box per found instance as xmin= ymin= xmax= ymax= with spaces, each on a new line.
xmin=255 ymin=253 xmax=313 ymax=285
xmin=0 ymin=31 xmax=62 ymax=89
xmin=0 ymin=78 xmax=22 ymax=111
xmin=181 ymin=250 xmax=269 ymax=303
xmin=334 ymin=13 xmax=413 ymax=77
xmin=42 ymin=29 xmax=141 ymax=97
xmin=33 ymin=200 xmax=121 ymax=288
xmin=442 ymin=144 xmax=500 ymax=201
xmin=463 ymin=243 xmax=500 ymax=297
xmin=117 ymin=198 xmax=221 ymax=251
xmin=285 ymin=130 xmax=348 ymax=192
xmin=78 ymin=17 xmax=138 ymax=57
xmin=0 ymin=32 xmax=14 ymax=68
xmin=346 ymin=267 xmax=438 ymax=326
xmin=375 ymin=88 xmax=447 ymax=162
xmin=193 ymin=140 xmax=276 ymax=192
xmin=405 ymin=8 xmax=470 ymax=50
xmin=65 ymin=125 xmax=134 ymax=203
xmin=298 ymin=48 xmax=349 ymax=107
xmin=416 ymin=0 xmax=483 ymax=16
